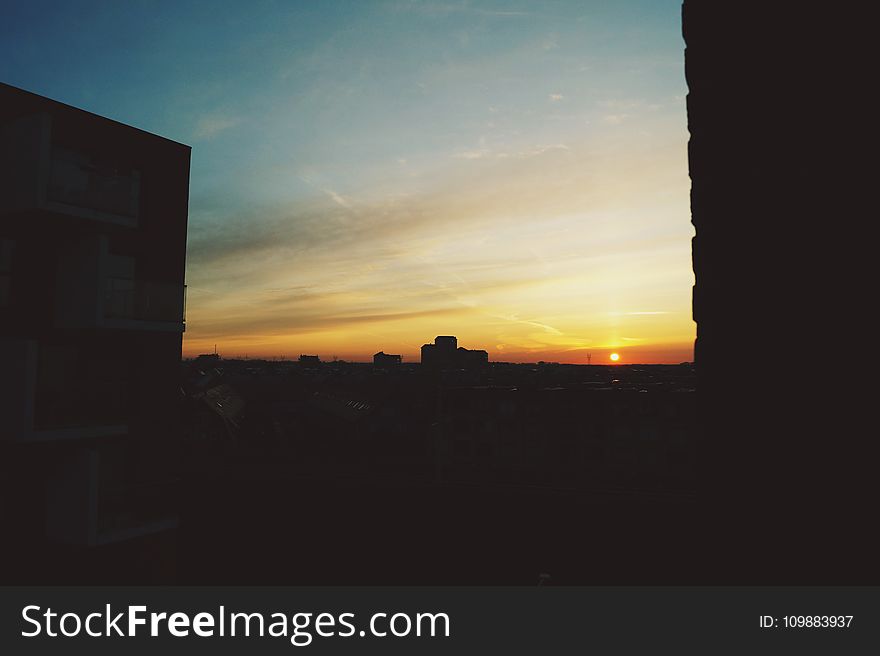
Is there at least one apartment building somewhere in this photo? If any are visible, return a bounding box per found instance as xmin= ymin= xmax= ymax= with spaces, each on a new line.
xmin=0 ymin=83 xmax=189 ymax=580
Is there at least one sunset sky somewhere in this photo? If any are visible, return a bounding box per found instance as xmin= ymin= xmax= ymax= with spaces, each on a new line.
xmin=1 ymin=0 xmax=694 ymax=363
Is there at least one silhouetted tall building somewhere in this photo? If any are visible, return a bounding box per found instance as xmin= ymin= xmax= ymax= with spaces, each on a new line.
xmin=0 ymin=83 xmax=189 ymax=575
xmin=434 ymin=335 xmax=457 ymax=352
xmin=421 ymin=335 xmax=488 ymax=369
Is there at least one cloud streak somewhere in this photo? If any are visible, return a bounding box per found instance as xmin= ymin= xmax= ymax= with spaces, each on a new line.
xmin=192 ymin=114 xmax=240 ymax=141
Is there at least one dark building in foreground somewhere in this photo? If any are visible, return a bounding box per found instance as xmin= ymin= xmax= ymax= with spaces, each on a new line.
xmin=421 ymin=335 xmax=488 ymax=370
xmin=684 ymin=2 xmax=875 ymax=582
xmin=0 ymin=83 xmax=189 ymax=578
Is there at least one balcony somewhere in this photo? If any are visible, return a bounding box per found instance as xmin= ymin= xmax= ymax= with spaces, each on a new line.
xmin=0 ymin=339 xmax=128 ymax=442
xmin=45 ymin=146 xmax=140 ymax=226
xmin=0 ymin=113 xmax=140 ymax=227
xmin=104 ymin=278 xmax=186 ymax=329
xmin=54 ymin=236 xmax=186 ymax=333
xmin=45 ymin=448 xmax=179 ymax=546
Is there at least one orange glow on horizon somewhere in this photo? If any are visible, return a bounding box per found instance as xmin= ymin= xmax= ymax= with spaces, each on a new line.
xmin=182 ymin=337 xmax=693 ymax=365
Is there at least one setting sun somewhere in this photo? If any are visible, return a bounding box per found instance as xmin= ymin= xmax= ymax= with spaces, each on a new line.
xmin=610 ymin=353 xmax=620 ymax=362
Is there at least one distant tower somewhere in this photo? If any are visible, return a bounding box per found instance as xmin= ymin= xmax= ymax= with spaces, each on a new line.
xmin=587 ymin=353 xmax=592 ymax=365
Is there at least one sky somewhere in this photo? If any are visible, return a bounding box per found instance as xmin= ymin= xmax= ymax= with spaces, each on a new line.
xmin=1 ymin=0 xmax=694 ymax=364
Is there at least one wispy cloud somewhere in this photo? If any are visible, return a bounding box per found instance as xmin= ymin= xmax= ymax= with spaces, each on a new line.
xmin=511 ymin=143 xmax=569 ymax=158
xmin=454 ymin=143 xmax=569 ymax=160
xmin=192 ymin=114 xmax=240 ymax=141
xmin=541 ymin=34 xmax=559 ymax=50
xmin=486 ymin=312 xmax=562 ymax=336
xmin=296 ymin=174 xmax=353 ymax=209
xmin=597 ymin=99 xmax=644 ymax=110
xmin=397 ymin=2 xmax=529 ymax=18
xmin=549 ymin=93 xmax=564 ymax=102
xmin=190 ymin=306 xmax=464 ymax=340
xmin=323 ymin=188 xmax=352 ymax=209
xmin=601 ymin=114 xmax=628 ymax=125
xmin=454 ymin=149 xmax=491 ymax=160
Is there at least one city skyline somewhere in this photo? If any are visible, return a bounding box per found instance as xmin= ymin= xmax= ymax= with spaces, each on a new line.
xmin=1 ymin=1 xmax=694 ymax=364
xmin=190 ymin=337 xmax=677 ymax=366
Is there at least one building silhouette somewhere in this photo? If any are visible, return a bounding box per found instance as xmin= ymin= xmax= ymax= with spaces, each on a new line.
xmin=420 ymin=335 xmax=488 ymax=370
xmin=373 ymin=351 xmax=401 ymax=367
xmin=298 ymin=354 xmax=321 ymax=367
xmin=0 ymin=83 xmax=189 ymax=578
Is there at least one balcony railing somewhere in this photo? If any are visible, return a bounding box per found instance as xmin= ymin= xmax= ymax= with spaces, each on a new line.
xmin=104 ymin=278 xmax=186 ymax=324
xmin=47 ymin=147 xmax=140 ymax=220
